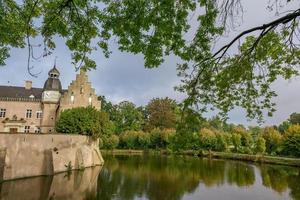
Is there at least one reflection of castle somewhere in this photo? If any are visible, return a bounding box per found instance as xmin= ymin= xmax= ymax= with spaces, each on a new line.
xmin=0 ymin=166 xmax=102 ymax=200
xmin=0 ymin=65 xmax=101 ymax=133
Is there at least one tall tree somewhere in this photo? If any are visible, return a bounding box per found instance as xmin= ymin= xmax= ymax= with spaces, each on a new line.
xmin=2 ymin=0 xmax=300 ymax=120
xmin=289 ymin=113 xmax=300 ymax=125
xmin=146 ymin=97 xmax=178 ymax=130
xmin=113 ymin=101 xmax=144 ymax=134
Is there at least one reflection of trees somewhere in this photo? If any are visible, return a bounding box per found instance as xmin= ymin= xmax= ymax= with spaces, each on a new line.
xmin=287 ymin=170 xmax=300 ymax=200
xmin=259 ymin=164 xmax=300 ymax=200
xmin=96 ymin=155 xmax=257 ymax=200
xmin=226 ymin=162 xmax=255 ymax=187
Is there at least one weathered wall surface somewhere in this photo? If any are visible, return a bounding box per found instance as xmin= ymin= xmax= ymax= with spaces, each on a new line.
xmin=0 ymin=133 xmax=104 ymax=181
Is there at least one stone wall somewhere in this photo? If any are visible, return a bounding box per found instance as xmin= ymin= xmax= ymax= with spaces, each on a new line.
xmin=0 ymin=133 xmax=104 ymax=181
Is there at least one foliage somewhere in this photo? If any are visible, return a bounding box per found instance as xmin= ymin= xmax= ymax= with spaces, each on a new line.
xmin=55 ymin=107 xmax=113 ymax=138
xmin=112 ymin=101 xmax=144 ymax=134
xmin=149 ymin=128 xmax=175 ymax=149
xmin=282 ymin=134 xmax=300 ymax=157
xmin=278 ymin=121 xmax=291 ymax=134
xmin=146 ymin=98 xmax=178 ymax=130
xmin=2 ymin=1 xmax=300 ymax=121
xmin=102 ymin=135 xmax=119 ymax=149
xmin=176 ymin=107 xmax=206 ymax=134
xmin=263 ymin=127 xmax=283 ymax=155
xmin=199 ymin=128 xmax=217 ymax=151
xmin=231 ymin=133 xmax=242 ymax=153
xmin=255 ymin=137 xmax=266 ymax=154
xmin=289 ymin=113 xmax=300 ymax=125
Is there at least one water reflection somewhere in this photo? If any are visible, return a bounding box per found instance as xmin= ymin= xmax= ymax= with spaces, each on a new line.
xmin=0 ymin=166 xmax=102 ymax=200
xmin=98 ymin=155 xmax=300 ymax=200
xmin=0 ymin=155 xmax=300 ymax=200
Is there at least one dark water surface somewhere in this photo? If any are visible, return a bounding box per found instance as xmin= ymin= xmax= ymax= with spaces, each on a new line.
xmin=1 ymin=154 xmax=300 ymax=200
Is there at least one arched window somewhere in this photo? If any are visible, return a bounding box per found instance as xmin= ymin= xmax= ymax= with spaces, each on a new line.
xmin=88 ymin=93 xmax=92 ymax=106
xmin=80 ymin=85 xmax=84 ymax=94
xmin=71 ymin=92 xmax=75 ymax=104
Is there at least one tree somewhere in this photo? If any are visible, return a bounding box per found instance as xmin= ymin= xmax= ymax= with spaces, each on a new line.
xmin=176 ymin=107 xmax=206 ymax=134
xmin=113 ymin=101 xmax=144 ymax=134
xmin=98 ymin=95 xmax=114 ymax=114
xmin=289 ymin=113 xmax=300 ymax=125
xmin=278 ymin=121 xmax=291 ymax=134
xmin=262 ymin=127 xmax=283 ymax=155
xmin=55 ymin=107 xmax=113 ymax=138
xmin=146 ymin=97 xmax=178 ymax=130
xmin=2 ymin=1 xmax=300 ymax=120
xmin=255 ymin=137 xmax=266 ymax=154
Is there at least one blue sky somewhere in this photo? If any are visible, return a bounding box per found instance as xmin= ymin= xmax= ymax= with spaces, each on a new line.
xmin=1 ymin=0 xmax=300 ymax=126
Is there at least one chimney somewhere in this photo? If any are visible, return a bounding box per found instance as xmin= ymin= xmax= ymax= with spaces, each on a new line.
xmin=25 ymin=80 xmax=32 ymax=90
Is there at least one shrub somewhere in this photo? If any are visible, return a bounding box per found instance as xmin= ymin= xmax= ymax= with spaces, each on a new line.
xmin=282 ymin=134 xmax=300 ymax=157
xmin=119 ymin=131 xmax=138 ymax=149
xmin=255 ymin=137 xmax=266 ymax=154
xmin=215 ymin=132 xmax=228 ymax=152
xmin=137 ymin=131 xmax=151 ymax=149
xmin=263 ymin=127 xmax=283 ymax=155
xmin=231 ymin=133 xmax=242 ymax=152
xmin=56 ymin=107 xmax=113 ymax=139
xmin=284 ymin=124 xmax=300 ymax=137
xmin=199 ymin=128 xmax=217 ymax=151
xmin=102 ymin=135 xmax=119 ymax=149
xmin=149 ymin=128 xmax=175 ymax=149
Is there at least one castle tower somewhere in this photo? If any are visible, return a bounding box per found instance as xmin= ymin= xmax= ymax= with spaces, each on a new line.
xmin=40 ymin=65 xmax=62 ymax=133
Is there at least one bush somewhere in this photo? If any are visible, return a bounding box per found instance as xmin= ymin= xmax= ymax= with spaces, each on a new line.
xmin=137 ymin=131 xmax=151 ymax=149
xmin=215 ymin=132 xmax=228 ymax=152
xmin=231 ymin=133 xmax=242 ymax=152
xmin=119 ymin=131 xmax=138 ymax=149
xmin=279 ymin=125 xmax=300 ymax=157
xmin=102 ymin=135 xmax=119 ymax=149
xmin=263 ymin=127 xmax=283 ymax=155
xmin=149 ymin=128 xmax=175 ymax=149
xmin=255 ymin=137 xmax=266 ymax=154
xmin=199 ymin=128 xmax=217 ymax=151
xmin=56 ymin=107 xmax=113 ymax=139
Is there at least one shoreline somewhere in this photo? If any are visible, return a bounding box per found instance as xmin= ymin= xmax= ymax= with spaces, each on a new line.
xmin=101 ymin=149 xmax=300 ymax=167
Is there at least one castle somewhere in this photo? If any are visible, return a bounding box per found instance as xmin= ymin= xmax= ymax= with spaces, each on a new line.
xmin=0 ymin=65 xmax=101 ymax=133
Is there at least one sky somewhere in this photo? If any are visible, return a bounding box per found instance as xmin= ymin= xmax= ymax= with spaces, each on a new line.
xmin=1 ymin=0 xmax=300 ymax=126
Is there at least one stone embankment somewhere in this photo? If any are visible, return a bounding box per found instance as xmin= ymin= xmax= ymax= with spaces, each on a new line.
xmin=0 ymin=133 xmax=104 ymax=181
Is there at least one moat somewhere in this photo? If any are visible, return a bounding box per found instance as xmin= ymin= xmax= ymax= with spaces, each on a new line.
xmin=1 ymin=154 xmax=300 ymax=200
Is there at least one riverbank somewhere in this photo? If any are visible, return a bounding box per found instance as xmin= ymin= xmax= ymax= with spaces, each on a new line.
xmin=101 ymin=149 xmax=300 ymax=167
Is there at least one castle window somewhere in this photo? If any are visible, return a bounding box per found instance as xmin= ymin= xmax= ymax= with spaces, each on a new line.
xmin=24 ymin=126 xmax=30 ymax=133
xmin=36 ymin=111 xmax=43 ymax=119
xmin=71 ymin=92 xmax=75 ymax=104
xmin=80 ymin=85 xmax=84 ymax=94
xmin=89 ymin=94 xmax=92 ymax=105
xmin=35 ymin=127 xmax=41 ymax=133
xmin=26 ymin=109 xmax=32 ymax=118
xmin=0 ymin=109 xmax=6 ymax=118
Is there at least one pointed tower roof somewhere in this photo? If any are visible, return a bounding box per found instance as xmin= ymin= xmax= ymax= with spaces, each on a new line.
xmin=43 ymin=64 xmax=62 ymax=92
xmin=48 ymin=64 xmax=60 ymax=77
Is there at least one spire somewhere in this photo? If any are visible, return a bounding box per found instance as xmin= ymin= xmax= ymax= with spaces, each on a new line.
xmin=48 ymin=60 xmax=60 ymax=78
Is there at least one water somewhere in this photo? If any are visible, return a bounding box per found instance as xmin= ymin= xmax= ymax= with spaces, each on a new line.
xmin=1 ymin=154 xmax=300 ymax=200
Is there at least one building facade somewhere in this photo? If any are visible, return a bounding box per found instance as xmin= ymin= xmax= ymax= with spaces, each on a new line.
xmin=0 ymin=66 xmax=101 ymax=133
